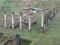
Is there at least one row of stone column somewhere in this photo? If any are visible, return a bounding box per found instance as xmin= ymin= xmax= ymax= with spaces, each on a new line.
xmin=40 ymin=8 xmax=58 ymax=33
xmin=4 ymin=12 xmax=32 ymax=30
xmin=4 ymin=7 xmax=58 ymax=31
xmin=4 ymin=12 xmax=14 ymax=29
xmin=20 ymin=13 xmax=32 ymax=30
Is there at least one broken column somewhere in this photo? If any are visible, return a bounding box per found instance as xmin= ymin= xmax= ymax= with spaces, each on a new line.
xmin=53 ymin=8 xmax=56 ymax=17
xmin=45 ymin=10 xmax=51 ymax=25
xmin=44 ymin=13 xmax=48 ymax=27
xmin=9 ymin=34 xmax=20 ymax=45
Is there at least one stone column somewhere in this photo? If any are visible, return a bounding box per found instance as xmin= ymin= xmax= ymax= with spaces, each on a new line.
xmin=4 ymin=12 xmax=7 ymax=28
xmin=41 ymin=11 xmax=45 ymax=33
xmin=47 ymin=10 xmax=51 ymax=24
xmin=28 ymin=15 xmax=31 ymax=30
xmin=41 ymin=11 xmax=44 ymax=28
xmin=11 ymin=12 xmax=14 ymax=29
xmin=20 ymin=13 xmax=22 ymax=30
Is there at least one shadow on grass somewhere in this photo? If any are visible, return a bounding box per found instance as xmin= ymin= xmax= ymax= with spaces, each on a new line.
xmin=5 ymin=38 xmax=32 ymax=45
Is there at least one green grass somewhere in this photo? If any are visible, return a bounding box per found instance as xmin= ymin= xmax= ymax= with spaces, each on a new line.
xmin=0 ymin=12 xmax=60 ymax=45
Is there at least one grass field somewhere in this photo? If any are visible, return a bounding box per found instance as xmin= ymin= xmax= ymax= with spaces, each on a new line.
xmin=0 ymin=0 xmax=60 ymax=45
xmin=0 ymin=11 xmax=60 ymax=45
